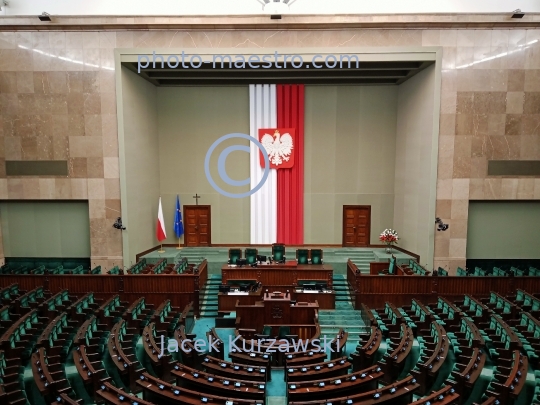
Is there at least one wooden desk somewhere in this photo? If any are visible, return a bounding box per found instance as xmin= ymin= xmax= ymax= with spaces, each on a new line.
xmin=287 ymin=364 xmax=383 ymax=401
xmin=97 ymin=382 xmax=154 ymax=405
xmin=235 ymin=292 xmax=319 ymax=332
xmin=219 ymin=288 xmax=263 ymax=312
xmin=172 ymin=363 xmax=265 ymax=400
xmin=285 ymin=351 xmax=327 ymax=366
xmin=142 ymin=322 xmax=174 ymax=380
xmin=351 ymin=326 xmax=382 ymax=371
xmin=294 ymin=290 xmax=335 ymax=309
xmin=411 ymin=322 xmax=448 ymax=395
xmin=378 ymin=323 xmax=413 ymax=384
xmin=222 ymin=263 xmax=333 ymax=288
xmin=410 ymin=385 xmax=460 ymax=404
xmin=202 ymin=356 xmax=269 ymax=382
xmin=449 ymin=347 xmax=485 ymax=397
xmin=72 ymin=344 xmax=109 ymax=397
xmin=137 ymin=372 xmax=260 ymax=405
xmin=289 ymin=375 xmax=419 ymax=405
xmin=286 ymin=357 xmax=351 ymax=382
xmin=221 ymin=287 xmax=334 ymax=310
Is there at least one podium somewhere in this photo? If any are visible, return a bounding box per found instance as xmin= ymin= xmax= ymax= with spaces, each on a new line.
xmin=235 ymin=290 xmax=318 ymax=332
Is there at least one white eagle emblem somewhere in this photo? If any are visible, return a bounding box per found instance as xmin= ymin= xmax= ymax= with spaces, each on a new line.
xmin=261 ymin=130 xmax=294 ymax=166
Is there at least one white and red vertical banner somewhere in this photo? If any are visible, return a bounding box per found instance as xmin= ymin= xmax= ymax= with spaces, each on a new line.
xmin=276 ymin=84 xmax=304 ymax=245
xmin=156 ymin=197 xmax=167 ymax=242
xmin=250 ymin=84 xmax=277 ymax=244
xmin=249 ymin=84 xmax=304 ymax=245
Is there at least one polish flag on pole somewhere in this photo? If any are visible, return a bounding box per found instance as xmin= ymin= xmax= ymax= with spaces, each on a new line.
xmin=156 ymin=197 xmax=167 ymax=242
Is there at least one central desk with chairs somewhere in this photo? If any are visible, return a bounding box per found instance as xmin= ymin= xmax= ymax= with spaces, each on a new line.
xmin=221 ymin=246 xmax=335 ymax=309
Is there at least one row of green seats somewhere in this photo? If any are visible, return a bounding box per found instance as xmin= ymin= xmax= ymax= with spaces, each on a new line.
xmin=70 ymin=293 xmax=97 ymax=319
xmin=437 ymin=267 xmax=448 ymax=276
xmin=153 ymin=259 xmax=168 ymax=274
xmin=43 ymin=290 xmax=72 ymax=314
xmin=473 ymin=267 xmax=486 ymax=276
xmin=155 ymin=300 xmax=180 ymax=333
xmin=379 ymin=302 xmax=402 ymax=326
xmin=129 ymin=298 xmax=152 ymax=327
xmin=457 ymin=267 xmax=468 ymax=276
xmin=4 ymin=309 xmax=43 ymax=359
xmin=414 ymin=322 xmax=443 ymax=367
xmin=480 ymin=351 xmax=527 ymax=404
xmin=108 ymin=265 xmax=121 ymax=275
xmin=176 ymin=258 xmax=189 ymax=273
xmin=0 ymin=283 xmax=20 ymax=303
xmin=0 ymin=306 xmax=10 ymax=322
xmin=0 ymin=350 xmax=27 ymax=404
xmin=486 ymin=314 xmax=517 ymax=359
xmin=101 ymin=295 xmax=123 ymax=319
xmin=492 ymin=267 xmax=507 ymax=276
xmin=40 ymin=312 xmax=75 ymax=358
xmin=371 ymin=309 xmax=389 ymax=335
xmin=402 ymin=299 xmax=435 ymax=330
xmin=487 ymin=291 xmax=513 ymax=315
xmin=409 ymin=259 xmax=428 ymax=275
xmin=462 ymin=295 xmax=488 ymax=320
xmin=447 ymin=317 xmax=484 ymax=356
xmin=515 ymin=289 xmax=540 ymax=312
xmin=129 ymin=259 xmax=147 ymax=274
xmin=17 ymin=286 xmax=46 ymax=311
xmin=79 ymin=316 xmax=108 ymax=353
xmin=513 ymin=266 xmax=540 ymax=276
xmin=435 ymin=297 xmax=459 ymax=322
xmin=513 ymin=312 xmax=540 ymax=364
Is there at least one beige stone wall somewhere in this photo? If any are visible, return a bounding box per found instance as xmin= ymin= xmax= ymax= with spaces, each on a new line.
xmin=0 ymin=24 xmax=539 ymax=271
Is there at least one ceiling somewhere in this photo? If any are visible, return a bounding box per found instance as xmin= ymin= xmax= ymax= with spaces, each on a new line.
xmin=123 ymin=60 xmax=434 ymax=86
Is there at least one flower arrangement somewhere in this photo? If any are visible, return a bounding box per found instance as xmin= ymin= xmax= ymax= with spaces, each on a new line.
xmin=379 ymin=229 xmax=399 ymax=246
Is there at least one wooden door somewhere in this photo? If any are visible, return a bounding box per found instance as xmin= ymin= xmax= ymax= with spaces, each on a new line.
xmin=184 ymin=205 xmax=211 ymax=247
xmin=342 ymin=205 xmax=371 ymax=247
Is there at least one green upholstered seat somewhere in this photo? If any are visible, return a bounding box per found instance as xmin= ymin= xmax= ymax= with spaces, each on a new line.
xmin=229 ymin=248 xmax=242 ymax=265
xmin=310 ymin=249 xmax=323 ymax=264
xmin=262 ymin=325 xmax=272 ymax=336
xmin=278 ymin=325 xmax=291 ymax=339
xmin=245 ymin=248 xmax=258 ymax=264
xmin=272 ymin=244 xmax=285 ymax=261
xmin=296 ymin=249 xmax=309 ymax=264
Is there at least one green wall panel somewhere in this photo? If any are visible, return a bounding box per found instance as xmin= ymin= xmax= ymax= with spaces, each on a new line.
xmin=467 ymin=201 xmax=540 ymax=259
xmin=0 ymin=201 xmax=90 ymax=258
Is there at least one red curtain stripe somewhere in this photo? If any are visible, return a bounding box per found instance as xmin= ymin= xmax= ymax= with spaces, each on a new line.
xmin=276 ymin=84 xmax=304 ymax=245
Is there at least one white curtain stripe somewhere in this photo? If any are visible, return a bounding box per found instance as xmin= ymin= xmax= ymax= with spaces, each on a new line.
xmin=250 ymin=84 xmax=277 ymax=244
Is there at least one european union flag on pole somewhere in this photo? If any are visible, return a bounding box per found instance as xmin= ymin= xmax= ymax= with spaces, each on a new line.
xmin=174 ymin=195 xmax=184 ymax=238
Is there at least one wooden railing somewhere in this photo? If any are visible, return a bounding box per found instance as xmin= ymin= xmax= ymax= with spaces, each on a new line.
xmin=347 ymin=274 xmax=540 ymax=309
xmin=0 ymin=260 xmax=208 ymax=317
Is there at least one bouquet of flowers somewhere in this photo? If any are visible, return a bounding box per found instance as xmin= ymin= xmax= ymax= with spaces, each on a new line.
xmin=379 ymin=229 xmax=399 ymax=246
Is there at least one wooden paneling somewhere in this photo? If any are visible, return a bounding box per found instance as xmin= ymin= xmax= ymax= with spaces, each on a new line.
xmin=349 ymin=275 xmax=540 ymax=309
xmin=222 ymin=264 xmax=333 ymax=287
xmin=0 ymin=262 xmax=208 ymax=316
xmin=369 ymin=262 xmax=388 ymax=275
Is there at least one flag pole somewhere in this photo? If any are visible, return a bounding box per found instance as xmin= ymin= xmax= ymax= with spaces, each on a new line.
xmin=177 ymin=237 xmax=182 ymax=250
xmin=158 ymin=243 xmax=165 ymax=253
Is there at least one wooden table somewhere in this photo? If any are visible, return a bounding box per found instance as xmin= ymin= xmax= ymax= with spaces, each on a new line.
xmin=221 ymin=262 xmax=333 ymax=288
xmin=219 ymin=287 xmax=335 ymax=311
